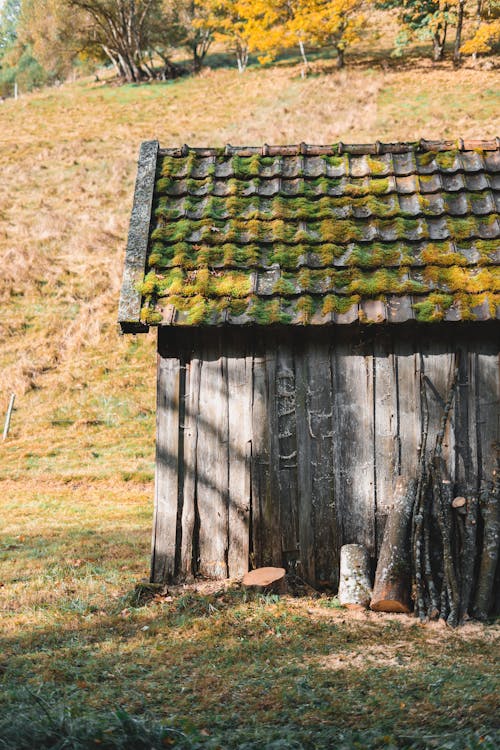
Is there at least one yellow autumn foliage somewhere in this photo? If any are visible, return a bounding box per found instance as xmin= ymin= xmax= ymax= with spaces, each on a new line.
xmin=460 ymin=20 xmax=500 ymax=55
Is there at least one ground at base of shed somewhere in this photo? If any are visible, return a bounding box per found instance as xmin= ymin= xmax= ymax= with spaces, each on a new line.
xmin=128 ymin=577 xmax=498 ymax=637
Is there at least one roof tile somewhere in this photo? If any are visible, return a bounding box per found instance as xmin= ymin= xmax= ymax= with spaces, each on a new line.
xmin=124 ymin=140 xmax=500 ymax=328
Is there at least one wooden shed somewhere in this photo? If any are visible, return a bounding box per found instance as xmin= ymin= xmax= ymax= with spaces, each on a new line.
xmin=119 ymin=139 xmax=499 ymax=598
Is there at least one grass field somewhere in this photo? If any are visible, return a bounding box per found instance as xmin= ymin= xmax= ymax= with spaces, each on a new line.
xmin=0 ymin=53 xmax=499 ymax=747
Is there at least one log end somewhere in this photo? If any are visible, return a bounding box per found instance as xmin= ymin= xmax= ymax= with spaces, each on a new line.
xmin=370 ymin=599 xmax=411 ymax=614
xmin=241 ymin=567 xmax=286 ymax=593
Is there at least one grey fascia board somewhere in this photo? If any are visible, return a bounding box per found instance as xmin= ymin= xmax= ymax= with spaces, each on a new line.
xmin=118 ymin=140 xmax=159 ymax=333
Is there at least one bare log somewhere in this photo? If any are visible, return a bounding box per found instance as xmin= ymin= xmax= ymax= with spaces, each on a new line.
xmin=473 ymin=477 xmax=499 ymax=620
xmin=371 ymin=477 xmax=416 ymax=613
xmin=338 ymin=544 xmax=372 ymax=609
xmin=436 ymin=479 xmax=460 ymax=627
xmin=241 ymin=567 xmax=286 ymax=594
xmin=459 ymin=494 xmax=478 ymax=621
xmin=412 ymin=364 xmax=430 ymax=620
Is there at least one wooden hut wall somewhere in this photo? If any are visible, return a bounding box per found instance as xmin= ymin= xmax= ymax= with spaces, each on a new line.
xmin=151 ymin=325 xmax=499 ymax=587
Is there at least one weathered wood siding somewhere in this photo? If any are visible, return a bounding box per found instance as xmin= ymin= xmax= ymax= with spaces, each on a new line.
xmin=151 ymin=325 xmax=499 ymax=587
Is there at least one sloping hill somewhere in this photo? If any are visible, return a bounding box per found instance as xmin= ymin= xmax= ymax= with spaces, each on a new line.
xmin=0 ymin=59 xmax=499 ymax=744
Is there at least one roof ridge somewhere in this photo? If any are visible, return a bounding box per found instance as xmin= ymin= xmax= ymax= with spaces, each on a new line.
xmin=159 ymin=138 xmax=500 ymax=157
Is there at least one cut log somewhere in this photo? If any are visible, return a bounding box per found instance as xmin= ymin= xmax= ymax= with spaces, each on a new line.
xmin=241 ymin=567 xmax=286 ymax=594
xmin=338 ymin=544 xmax=372 ymax=609
xmin=370 ymin=477 xmax=416 ymax=613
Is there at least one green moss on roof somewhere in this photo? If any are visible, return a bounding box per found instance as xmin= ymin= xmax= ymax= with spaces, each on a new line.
xmin=135 ymin=147 xmax=499 ymax=325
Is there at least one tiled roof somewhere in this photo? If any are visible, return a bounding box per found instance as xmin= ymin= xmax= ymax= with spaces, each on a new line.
xmin=118 ymin=139 xmax=500 ymax=330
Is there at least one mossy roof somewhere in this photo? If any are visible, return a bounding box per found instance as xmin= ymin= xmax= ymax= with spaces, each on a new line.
xmin=119 ymin=139 xmax=500 ymax=329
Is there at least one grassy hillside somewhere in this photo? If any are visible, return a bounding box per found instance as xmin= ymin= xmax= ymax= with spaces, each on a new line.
xmin=0 ymin=58 xmax=499 ymax=747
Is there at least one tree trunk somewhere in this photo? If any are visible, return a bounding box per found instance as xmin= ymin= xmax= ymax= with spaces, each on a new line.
xmin=336 ymin=45 xmax=345 ymax=69
xmin=453 ymin=0 xmax=466 ymax=67
xmin=473 ymin=477 xmax=499 ymax=620
xmin=371 ymin=477 xmax=416 ymax=613
xmin=298 ymin=39 xmax=309 ymax=78
xmin=338 ymin=544 xmax=372 ymax=609
xmin=432 ymin=22 xmax=447 ymax=62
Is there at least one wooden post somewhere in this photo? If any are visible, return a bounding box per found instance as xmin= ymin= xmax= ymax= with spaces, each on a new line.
xmin=3 ymin=394 xmax=15 ymax=442
xmin=370 ymin=477 xmax=416 ymax=613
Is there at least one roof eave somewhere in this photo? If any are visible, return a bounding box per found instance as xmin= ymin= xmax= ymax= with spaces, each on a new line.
xmin=118 ymin=139 xmax=159 ymax=334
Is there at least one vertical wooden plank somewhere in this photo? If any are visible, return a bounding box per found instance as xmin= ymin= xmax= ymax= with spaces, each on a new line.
xmin=251 ymin=336 xmax=281 ymax=568
xmin=196 ymin=337 xmax=229 ymax=578
xmin=476 ymin=344 xmax=499 ymax=486
xmin=227 ymin=334 xmax=252 ymax=577
xmin=394 ymin=337 xmax=420 ymax=481
xmin=276 ymin=339 xmax=300 ymax=570
xmin=421 ymin=340 xmax=456 ymax=482
xmin=373 ymin=335 xmax=399 ymax=554
xmin=331 ymin=338 xmax=376 ymax=557
xmin=294 ymin=341 xmax=315 ymax=583
xmin=151 ymin=347 xmax=181 ymax=583
xmin=296 ymin=338 xmax=339 ymax=587
xmin=449 ymin=342 xmax=476 ymax=494
xmin=180 ymin=346 xmax=202 ymax=579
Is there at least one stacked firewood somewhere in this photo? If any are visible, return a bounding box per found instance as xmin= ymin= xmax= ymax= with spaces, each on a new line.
xmin=371 ymin=358 xmax=499 ymax=626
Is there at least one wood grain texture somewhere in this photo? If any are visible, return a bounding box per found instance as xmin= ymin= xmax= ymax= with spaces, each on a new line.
xmin=421 ymin=340 xmax=456 ymax=481
xmin=394 ymin=337 xmax=420 ymax=480
xmin=298 ymin=340 xmax=338 ymax=587
xmin=332 ymin=338 xmax=376 ymax=556
xmin=294 ymin=342 xmax=315 ymax=582
xmin=227 ymin=334 xmax=252 ymax=577
xmin=476 ymin=345 xmax=499 ymax=485
xmin=196 ymin=343 xmax=229 ymax=578
xmin=151 ymin=351 xmax=181 ymax=582
xmin=180 ymin=352 xmax=202 ymax=578
xmin=374 ymin=336 xmax=398 ymax=553
xmin=276 ymin=340 xmax=299 ymax=569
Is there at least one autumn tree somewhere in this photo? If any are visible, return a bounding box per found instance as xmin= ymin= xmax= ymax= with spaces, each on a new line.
xmin=460 ymin=0 xmax=500 ymax=59
xmin=176 ymin=0 xmax=217 ymax=72
xmin=385 ymin=0 xmax=458 ymax=61
xmin=19 ymin=0 xmax=185 ymax=82
xmin=287 ymin=0 xmax=367 ymax=68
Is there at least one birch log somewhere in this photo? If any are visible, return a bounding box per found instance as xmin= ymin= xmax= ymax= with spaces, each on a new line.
xmin=338 ymin=544 xmax=372 ymax=609
xmin=371 ymin=477 xmax=416 ymax=613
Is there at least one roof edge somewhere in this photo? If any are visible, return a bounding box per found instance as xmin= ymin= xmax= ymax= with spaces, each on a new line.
xmin=118 ymin=139 xmax=159 ymax=334
xmin=159 ymin=138 xmax=500 ymax=158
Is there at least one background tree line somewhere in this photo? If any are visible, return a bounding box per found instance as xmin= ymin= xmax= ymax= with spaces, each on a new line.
xmin=0 ymin=0 xmax=498 ymax=95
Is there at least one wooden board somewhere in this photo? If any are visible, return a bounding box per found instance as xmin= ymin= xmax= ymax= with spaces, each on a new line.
xmin=421 ymin=339 xmax=456 ymax=482
xmin=227 ymin=334 xmax=252 ymax=577
xmin=152 ymin=351 xmax=181 ymax=582
xmin=196 ymin=342 xmax=229 ymax=578
xmin=294 ymin=341 xmax=315 ymax=582
xmin=373 ymin=336 xmax=399 ymax=554
xmin=298 ymin=339 xmax=339 ymax=587
xmin=276 ymin=340 xmax=300 ymax=570
xmin=476 ymin=345 xmax=499 ymax=485
xmin=251 ymin=339 xmax=281 ymax=568
xmin=331 ymin=338 xmax=375 ymax=556
xmin=394 ymin=337 xmax=420 ymax=481
xmin=180 ymin=351 xmax=202 ymax=578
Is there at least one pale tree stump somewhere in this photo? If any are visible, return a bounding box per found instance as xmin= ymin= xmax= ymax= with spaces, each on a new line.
xmin=241 ymin=567 xmax=286 ymax=594
xmin=338 ymin=544 xmax=372 ymax=609
xmin=371 ymin=477 xmax=415 ymax=613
